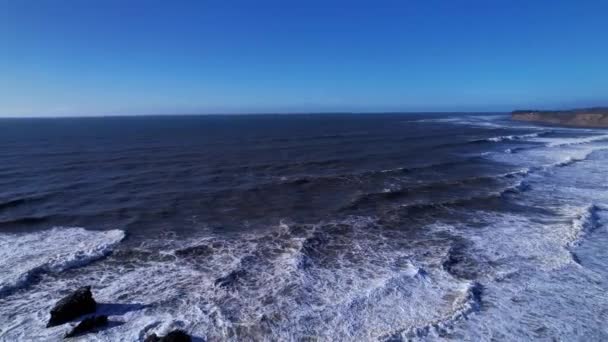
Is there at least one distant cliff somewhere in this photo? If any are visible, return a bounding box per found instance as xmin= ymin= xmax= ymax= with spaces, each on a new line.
xmin=512 ymin=107 xmax=608 ymax=128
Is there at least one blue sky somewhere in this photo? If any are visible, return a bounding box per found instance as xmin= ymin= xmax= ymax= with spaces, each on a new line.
xmin=1 ymin=0 xmax=607 ymax=116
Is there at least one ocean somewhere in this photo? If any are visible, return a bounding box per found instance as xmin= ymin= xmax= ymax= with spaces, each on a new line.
xmin=0 ymin=113 xmax=607 ymax=341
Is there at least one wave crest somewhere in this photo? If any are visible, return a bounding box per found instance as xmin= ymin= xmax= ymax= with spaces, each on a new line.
xmin=0 ymin=227 xmax=125 ymax=297
xmin=546 ymin=134 xmax=608 ymax=147
xmin=478 ymin=131 xmax=548 ymax=143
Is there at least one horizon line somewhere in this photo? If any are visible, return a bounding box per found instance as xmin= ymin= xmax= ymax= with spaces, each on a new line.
xmin=0 ymin=110 xmax=513 ymax=119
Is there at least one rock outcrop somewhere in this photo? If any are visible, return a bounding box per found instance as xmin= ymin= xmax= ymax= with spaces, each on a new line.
xmin=46 ymin=286 xmax=194 ymax=341
xmin=144 ymin=330 xmax=192 ymax=342
xmin=46 ymin=286 xmax=97 ymax=327
xmin=512 ymin=107 xmax=608 ymax=128
xmin=64 ymin=315 xmax=108 ymax=338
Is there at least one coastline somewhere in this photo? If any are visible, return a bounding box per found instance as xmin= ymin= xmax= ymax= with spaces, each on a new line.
xmin=512 ymin=108 xmax=608 ymax=128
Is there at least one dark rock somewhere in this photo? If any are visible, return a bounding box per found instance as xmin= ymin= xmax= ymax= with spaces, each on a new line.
xmin=64 ymin=315 xmax=108 ymax=338
xmin=144 ymin=330 xmax=192 ymax=342
xmin=47 ymin=286 xmax=97 ymax=327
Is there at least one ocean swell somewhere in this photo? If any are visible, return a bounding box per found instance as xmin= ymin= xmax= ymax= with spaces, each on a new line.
xmin=345 ymin=169 xmax=529 ymax=211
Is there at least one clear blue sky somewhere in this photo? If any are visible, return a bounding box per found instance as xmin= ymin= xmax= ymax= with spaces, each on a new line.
xmin=1 ymin=0 xmax=607 ymax=116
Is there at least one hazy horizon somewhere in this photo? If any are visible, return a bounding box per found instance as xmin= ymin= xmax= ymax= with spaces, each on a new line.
xmin=4 ymin=107 xmax=608 ymax=119
xmin=0 ymin=110 xmax=513 ymax=119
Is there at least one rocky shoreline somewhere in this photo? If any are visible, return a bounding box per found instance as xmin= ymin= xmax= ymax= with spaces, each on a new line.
xmin=512 ymin=107 xmax=608 ymax=128
xmin=46 ymin=286 xmax=192 ymax=341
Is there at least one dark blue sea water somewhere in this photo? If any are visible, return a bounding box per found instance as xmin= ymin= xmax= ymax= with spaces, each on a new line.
xmin=1 ymin=113 xmax=607 ymax=341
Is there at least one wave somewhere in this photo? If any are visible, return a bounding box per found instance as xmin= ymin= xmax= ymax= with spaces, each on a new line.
xmin=379 ymin=156 xmax=485 ymax=174
xmin=504 ymin=134 xmax=607 ymax=154
xmin=208 ymin=153 xmax=509 ymax=198
xmin=0 ymin=227 xmax=125 ymax=297
xmin=347 ymin=145 xmax=604 ymax=216
xmin=434 ymin=132 xmax=546 ymax=151
xmin=412 ymin=116 xmax=511 ymax=129
xmin=546 ymin=134 xmax=608 ymax=147
xmin=346 ymin=169 xmax=529 ymax=211
xmin=343 ymin=184 xmax=527 ymax=220
xmin=0 ymin=215 xmax=51 ymax=226
xmin=500 ymin=146 xmax=608 ymax=177
xmin=0 ymin=216 xmax=469 ymax=341
xmin=381 ymin=281 xmax=483 ymax=341
xmin=499 ymin=178 xmax=530 ymax=195
xmin=275 ymin=156 xmax=485 ymax=189
xmin=558 ymin=204 xmax=603 ymax=266
xmin=0 ymin=198 xmax=30 ymax=211
xmin=4 ymin=204 xmax=605 ymax=340
xmin=553 ymin=156 xmax=583 ymax=168
xmin=0 ymin=192 xmax=57 ymax=212
xmin=209 ymin=157 xmax=349 ymax=176
xmin=567 ymin=204 xmax=601 ymax=248
xmin=541 ymin=147 xmax=607 ymax=170
xmin=394 ymin=187 xmax=523 ymax=215
xmin=488 ymin=132 xmax=543 ymax=142
xmin=504 ymin=147 xmax=528 ymax=154
xmin=474 ymin=131 xmax=549 ymax=143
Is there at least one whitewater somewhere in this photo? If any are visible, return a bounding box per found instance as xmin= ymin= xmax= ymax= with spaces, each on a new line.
xmin=0 ymin=113 xmax=607 ymax=341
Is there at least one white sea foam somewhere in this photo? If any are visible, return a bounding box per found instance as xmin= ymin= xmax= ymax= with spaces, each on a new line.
xmin=382 ymin=281 xmax=482 ymax=341
xmin=413 ymin=116 xmax=506 ymax=127
xmin=485 ymin=132 xmax=544 ymax=142
xmin=414 ymin=115 xmax=548 ymax=130
xmin=489 ymin=135 xmax=607 ymax=176
xmin=559 ymin=204 xmax=600 ymax=248
xmin=539 ymin=146 xmax=608 ymax=171
xmin=0 ymin=227 xmax=125 ymax=296
xmin=397 ymin=119 xmax=608 ymax=340
xmin=2 ymin=124 xmax=608 ymax=341
xmin=426 ymin=141 xmax=608 ymax=339
xmin=0 ymin=218 xmax=479 ymax=341
xmin=539 ymin=134 xmax=608 ymax=147
xmin=423 ymin=201 xmax=608 ymax=340
xmin=2 ymin=204 xmax=608 ymax=341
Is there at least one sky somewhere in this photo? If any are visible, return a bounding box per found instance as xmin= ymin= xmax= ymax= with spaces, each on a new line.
xmin=0 ymin=0 xmax=607 ymax=117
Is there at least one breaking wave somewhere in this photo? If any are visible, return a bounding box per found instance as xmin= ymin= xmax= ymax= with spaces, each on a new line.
xmin=566 ymin=204 xmax=602 ymax=248
xmin=477 ymin=132 xmax=549 ymax=143
xmin=0 ymin=227 xmax=125 ymax=297
xmin=381 ymin=281 xmax=483 ymax=341
xmin=543 ymin=147 xmax=607 ymax=169
xmin=545 ymin=134 xmax=608 ymax=147
xmin=1 ymin=114 xmax=608 ymax=341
